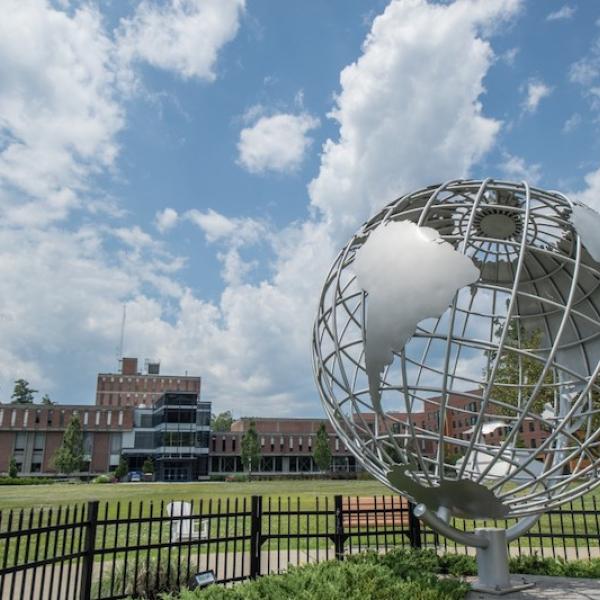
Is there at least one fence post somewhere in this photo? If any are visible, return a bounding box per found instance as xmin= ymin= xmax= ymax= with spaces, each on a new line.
xmin=80 ymin=500 xmax=99 ymax=600
xmin=408 ymin=502 xmax=422 ymax=549
xmin=250 ymin=496 xmax=262 ymax=579
xmin=334 ymin=495 xmax=345 ymax=561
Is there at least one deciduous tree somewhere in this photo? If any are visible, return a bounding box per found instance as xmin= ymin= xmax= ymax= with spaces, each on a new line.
xmin=313 ymin=423 xmax=332 ymax=473
xmin=241 ymin=420 xmax=261 ymax=478
xmin=53 ymin=415 xmax=84 ymax=475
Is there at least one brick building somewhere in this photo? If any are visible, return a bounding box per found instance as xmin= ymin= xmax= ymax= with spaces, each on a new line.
xmin=0 ymin=369 xmax=549 ymax=480
xmin=0 ymin=404 xmax=134 ymax=475
xmin=210 ymin=418 xmax=356 ymax=474
xmin=96 ymin=357 xmax=201 ymax=407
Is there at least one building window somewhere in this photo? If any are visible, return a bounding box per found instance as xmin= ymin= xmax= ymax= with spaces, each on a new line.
xmin=298 ymin=438 xmax=303 ymax=452
xmin=14 ymin=432 xmax=26 ymax=452
xmin=11 ymin=410 xmax=16 ymax=427
xmin=335 ymin=437 xmax=339 ymax=451
xmin=107 ymin=411 xmax=112 ymax=426
xmin=0 ymin=409 xmax=3 ymax=426
xmin=529 ymin=421 xmax=535 ymax=432
xmin=83 ymin=412 xmax=89 ymax=426
xmin=23 ymin=410 xmax=28 ymax=427
xmin=34 ymin=432 xmax=44 ymax=451
xmin=110 ymin=433 xmax=121 ymax=454
xmin=95 ymin=412 xmax=100 ymax=426
xmin=59 ymin=411 xmax=65 ymax=426
xmin=299 ymin=456 xmax=312 ymax=472
xmin=530 ymin=438 xmax=537 ymax=448
xmin=47 ymin=410 xmax=53 ymax=426
xmin=232 ymin=437 xmax=236 ymax=452
xmin=118 ymin=411 xmax=123 ymax=426
xmin=222 ymin=437 xmax=226 ymax=452
xmin=260 ymin=437 xmax=265 ymax=448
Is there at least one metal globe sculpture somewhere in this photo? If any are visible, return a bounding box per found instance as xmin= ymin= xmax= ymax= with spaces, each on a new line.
xmin=312 ymin=179 xmax=600 ymax=592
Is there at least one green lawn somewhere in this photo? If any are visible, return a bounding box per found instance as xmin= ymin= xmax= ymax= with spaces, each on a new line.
xmin=0 ymin=479 xmax=390 ymax=512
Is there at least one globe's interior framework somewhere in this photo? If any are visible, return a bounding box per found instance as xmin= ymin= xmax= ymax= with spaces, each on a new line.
xmin=313 ymin=179 xmax=600 ymax=520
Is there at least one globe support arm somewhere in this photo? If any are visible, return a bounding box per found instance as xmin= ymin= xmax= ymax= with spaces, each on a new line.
xmin=413 ymin=504 xmax=488 ymax=548
xmin=505 ymin=513 xmax=541 ymax=543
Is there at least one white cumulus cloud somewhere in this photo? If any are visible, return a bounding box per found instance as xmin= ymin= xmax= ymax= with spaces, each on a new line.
xmin=117 ymin=0 xmax=245 ymax=81
xmin=308 ymin=0 xmax=521 ymax=235
xmin=546 ymin=5 xmax=576 ymax=21
xmin=0 ymin=0 xmax=124 ymax=226
xmin=499 ymin=152 xmax=542 ymax=184
xmin=521 ymin=79 xmax=552 ymax=114
xmin=237 ymin=113 xmax=320 ymax=174
xmin=155 ymin=208 xmax=179 ymax=233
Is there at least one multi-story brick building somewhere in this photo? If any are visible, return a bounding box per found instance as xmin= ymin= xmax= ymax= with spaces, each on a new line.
xmin=96 ymin=357 xmax=201 ymax=407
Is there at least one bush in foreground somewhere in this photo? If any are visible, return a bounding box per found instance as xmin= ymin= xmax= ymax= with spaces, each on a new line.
xmin=119 ymin=548 xmax=600 ymax=599
xmin=164 ymin=549 xmax=469 ymax=600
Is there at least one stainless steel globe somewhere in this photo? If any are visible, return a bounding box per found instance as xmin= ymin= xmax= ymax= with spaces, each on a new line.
xmin=312 ymin=179 xmax=600 ymax=529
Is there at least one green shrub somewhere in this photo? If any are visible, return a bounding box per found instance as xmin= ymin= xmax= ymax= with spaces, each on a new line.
xmin=438 ymin=553 xmax=477 ymax=577
xmin=8 ymin=457 xmax=18 ymax=478
xmin=0 ymin=476 xmax=54 ymax=485
xmin=163 ymin=550 xmax=469 ymax=600
xmin=92 ymin=474 xmax=112 ymax=484
xmin=509 ymin=554 xmax=600 ymax=578
xmin=94 ymin=557 xmax=190 ymax=599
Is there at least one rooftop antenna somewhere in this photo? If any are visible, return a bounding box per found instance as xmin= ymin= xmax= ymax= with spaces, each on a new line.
xmin=117 ymin=304 xmax=126 ymax=368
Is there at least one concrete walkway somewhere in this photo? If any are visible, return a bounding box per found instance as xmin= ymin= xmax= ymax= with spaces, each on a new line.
xmin=466 ymin=575 xmax=600 ymax=599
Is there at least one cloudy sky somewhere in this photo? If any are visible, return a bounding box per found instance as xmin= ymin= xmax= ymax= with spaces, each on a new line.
xmin=1 ymin=0 xmax=599 ymax=416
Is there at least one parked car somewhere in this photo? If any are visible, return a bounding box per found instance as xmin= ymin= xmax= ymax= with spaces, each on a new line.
xmin=127 ymin=471 xmax=143 ymax=482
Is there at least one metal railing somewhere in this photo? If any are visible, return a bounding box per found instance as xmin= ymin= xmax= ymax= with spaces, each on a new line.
xmin=0 ymin=494 xmax=598 ymax=599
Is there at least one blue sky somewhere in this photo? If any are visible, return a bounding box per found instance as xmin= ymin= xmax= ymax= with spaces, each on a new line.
xmin=1 ymin=0 xmax=600 ymax=416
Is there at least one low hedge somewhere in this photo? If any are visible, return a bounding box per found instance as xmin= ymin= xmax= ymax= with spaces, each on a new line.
xmin=0 ymin=476 xmax=55 ymax=485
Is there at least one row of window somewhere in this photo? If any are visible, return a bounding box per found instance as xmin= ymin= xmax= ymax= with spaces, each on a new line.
xmin=98 ymin=376 xmax=198 ymax=392
xmin=211 ymin=435 xmax=344 ymax=453
xmin=211 ymin=455 xmax=358 ymax=473
xmin=0 ymin=408 xmax=124 ymax=428
xmin=133 ymin=431 xmax=210 ymax=449
xmin=14 ymin=431 xmax=122 ymax=455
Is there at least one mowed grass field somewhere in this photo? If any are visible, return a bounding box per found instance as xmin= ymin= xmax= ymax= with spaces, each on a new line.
xmin=0 ymin=479 xmax=390 ymax=512
xmin=0 ymin=480 xmax=599 ymax=553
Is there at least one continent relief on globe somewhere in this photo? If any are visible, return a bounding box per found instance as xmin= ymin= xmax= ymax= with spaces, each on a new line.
xmin=353 ymin=220 xmax=481 ymax=407
xmin=388 ymin=465 xmax=509 ymax=519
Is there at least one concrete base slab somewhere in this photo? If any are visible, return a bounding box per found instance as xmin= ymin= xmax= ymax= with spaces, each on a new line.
xmin=467 ymin=574 xmax=600 ymax=599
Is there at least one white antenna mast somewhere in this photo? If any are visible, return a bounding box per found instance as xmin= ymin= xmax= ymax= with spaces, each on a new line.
xmin=117 ymin=304 xmax=127 ymax=367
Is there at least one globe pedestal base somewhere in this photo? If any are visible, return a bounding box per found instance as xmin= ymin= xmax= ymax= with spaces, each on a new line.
xmin=471 ymin=528 xmax=534 ymax=596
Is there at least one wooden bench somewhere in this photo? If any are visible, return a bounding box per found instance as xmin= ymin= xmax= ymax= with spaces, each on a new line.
xmin=342 ymin=496 xmax=409 ymax=529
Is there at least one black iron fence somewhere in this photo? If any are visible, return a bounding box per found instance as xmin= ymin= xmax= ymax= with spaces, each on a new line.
xmin=0 ymin=494 xmax=598 ymax=600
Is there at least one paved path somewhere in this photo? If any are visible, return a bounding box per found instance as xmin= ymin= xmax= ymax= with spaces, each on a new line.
xmin=466 ymin=575 xmax=600 ymax=599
